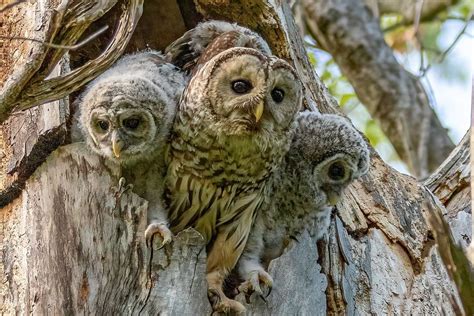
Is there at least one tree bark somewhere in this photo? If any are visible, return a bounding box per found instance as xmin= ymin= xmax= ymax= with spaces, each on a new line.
xmin=0 ymin=0 xmax=468 ymax=315
xmin=301 ymin=0 xmax=455 ymax=178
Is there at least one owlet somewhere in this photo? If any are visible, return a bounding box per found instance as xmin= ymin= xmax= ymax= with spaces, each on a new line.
xmin=237 ymin=112 xmax=370 ymax=296
xmin=79 ymin=50 xmax=186 ymax=247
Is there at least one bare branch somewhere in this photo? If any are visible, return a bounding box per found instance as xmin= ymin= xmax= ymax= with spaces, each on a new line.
xmin=419 ymin=12 xmax=472 ymax=77
xmin=302 ymin=0 xmax=455 ymax=177
xmin=376 ymin=0 xmax=457 ymax=27
xmin=0 ymin=0 xmax=26 ymax=13
xmin=413 ymin=0 xmax=424 ymax=35
xmin=0 ymin=0 xmax=142 ymax=124
xmin=10 ymin=0 xmax=143 ymax=113
xmin=0 ymin=25 xmax=109 ymax=50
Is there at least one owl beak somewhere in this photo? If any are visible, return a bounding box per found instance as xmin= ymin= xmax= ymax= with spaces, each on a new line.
xmin=327 ymin=191 xmax=340 ymax=206
xmin=254 ymin=101 xmax=264 ymax=122
xmin=112 ymin=140 xmax=124 ymax=158
xmin=111 ymin=133 xmax=124 ymax=158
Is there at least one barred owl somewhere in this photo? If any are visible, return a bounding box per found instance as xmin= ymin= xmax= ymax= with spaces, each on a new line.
xmin=237 ymin=112 xmax=370 ymax=296
xmin=165 ymin=20 xmax=271 ymax=74
xmin=166 ymin=47 xmax=302 ymax=313
xmin=79 ymin=50 xmax=186 ymax=247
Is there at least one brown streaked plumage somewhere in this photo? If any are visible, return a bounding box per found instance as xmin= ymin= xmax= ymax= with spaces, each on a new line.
xmin=166 ymin=47 xmax=302 ymax=314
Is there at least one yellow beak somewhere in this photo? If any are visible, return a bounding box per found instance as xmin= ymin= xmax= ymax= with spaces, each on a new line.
xmin=327 ymin=191 xmax=340 ymax=206
xmin=112 ymin=139 xmax=124 ymax=158
xmin=254 ymin=101 xmax=264 ymax=122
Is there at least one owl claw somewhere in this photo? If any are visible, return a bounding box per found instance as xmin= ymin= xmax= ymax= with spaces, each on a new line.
xmin=238 ymin=269 xmax=273 ymax=300
xmin=208 ymin=289 xmax=246 ymax=315
xmin=145 ymin=223 xmax=173 ymax=249
xmin=115 ymin=177 xmax=133 ymax=198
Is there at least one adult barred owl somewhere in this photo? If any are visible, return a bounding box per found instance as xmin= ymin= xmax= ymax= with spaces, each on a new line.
xmin=166 ymin=46 xmax=302 ymax=313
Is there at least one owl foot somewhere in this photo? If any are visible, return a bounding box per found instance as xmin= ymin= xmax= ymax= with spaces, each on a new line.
xmin=115 ymin=177 xmax=133 ymax=198
xmin=145 ymin=223 xmax=173 ymax=249
xmin=238 ymin=268 xmax=273 ymax=299
xmin=208 ymin=289 xmax=246 ymax=315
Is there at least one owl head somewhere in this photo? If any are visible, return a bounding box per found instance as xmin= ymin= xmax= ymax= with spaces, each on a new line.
xmin=165 ymin=20 xmax=271 ymax=73
xmin=183 ymin=47 xmax=302 ymax=144
xmin=80 ymin=52 xmax=185 ymax=165
xmin=291 ymin=112 xmax=370 ymax=206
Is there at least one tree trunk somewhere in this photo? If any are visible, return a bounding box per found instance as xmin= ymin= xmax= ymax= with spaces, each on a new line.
xmin=0 ymin=0 xmax=469 ymax=315
xmin=301 ymin=0 xmax=455 ymax=178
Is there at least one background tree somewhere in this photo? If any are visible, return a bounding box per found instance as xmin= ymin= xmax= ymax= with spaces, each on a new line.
xmin=0 ymin=0 xmax=472 ymax=314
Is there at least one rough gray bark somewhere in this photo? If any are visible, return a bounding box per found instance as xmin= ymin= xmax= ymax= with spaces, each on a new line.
xmin=425 ymin=132 xmax=473 ymax=314
xmin=0 ymin=0 xmax=469 ymax=315
xmin=301 ymin=0 xmax=455 ymax=178
xmin=469 ymin=80 xmax=474 ymax=264
xmin=0 ymin=144 xmax=211 ymax=314
xmin=426 ymin=132 xmax=471 ymax=248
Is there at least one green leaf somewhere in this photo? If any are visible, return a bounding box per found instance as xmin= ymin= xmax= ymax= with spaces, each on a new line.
xmin=340 ymin=93 xmax=356 ymax=107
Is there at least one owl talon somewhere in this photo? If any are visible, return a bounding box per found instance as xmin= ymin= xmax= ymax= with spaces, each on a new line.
xmin=145 ymin=223 xmax=173 ymax=248
xmin=208 ymin=289 xmax=246 ymax=315
xmin=115 ymin=177 xmax=133 ymax=198
xmin=265 ymin=284 xmax=272 ymax=298
xmin=238 ymin=269 xmax=273 ymax=299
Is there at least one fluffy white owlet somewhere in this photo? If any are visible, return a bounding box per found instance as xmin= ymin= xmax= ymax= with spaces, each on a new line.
xmin=79 ymin=50 xmax=186 ymax=247
xmin=237 ymin=112 xmax=370 ymax=297
xmin=166 ymin=47 xmax=302 ymax=313
xmin=165 ymin=20 xmax=271 ymax=74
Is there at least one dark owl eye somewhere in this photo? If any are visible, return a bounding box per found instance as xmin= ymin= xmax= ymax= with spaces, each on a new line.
xmin=231 ymin=80 xmax=252 ymax=94
xmin=97 ymin=120 xmax=109 ymax=131
xmin=328 ymin=161 xmax=346 ymax=181
xmin=271 ymin=88 xmax=285 ymax=103
xmin=123 ymin=118 xmax=140 ymax=130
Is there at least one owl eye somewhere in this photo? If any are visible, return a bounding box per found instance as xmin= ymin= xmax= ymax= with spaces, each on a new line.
xmin=271 ymin=88 xmax=285 ymax=103
xmin=97 ymin=120 xmax=109 ymax=131
xmin=122 ymin=118 xmax=140 ymax=130
xmin=231 ymin=80 xmax=252 ymax=94
xmin=327 ymin=161 xmax=346 ymax=181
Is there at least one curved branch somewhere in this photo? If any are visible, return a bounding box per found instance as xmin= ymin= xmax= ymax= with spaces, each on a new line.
xmin=0 ymin=0 xmax=143 ymax=124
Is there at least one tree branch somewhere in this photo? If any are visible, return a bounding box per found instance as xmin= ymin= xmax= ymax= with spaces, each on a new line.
xmin=302 ymin=0 xmax=455 ymax=177
xmin=0 ymin=25 xmax=109 ymax=51
xmin=419 ymin=12 xmax=472 ymax=77
xmin=373 ymin=0 xmax=458 ymax=24
xmin=0 ymin=0 xmax=26 ymax=12
xmin=0 ymin=0 xmax=143 ymax=124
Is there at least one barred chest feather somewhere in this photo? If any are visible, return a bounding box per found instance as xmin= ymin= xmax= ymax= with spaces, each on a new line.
xmin=166 ymin=111 xmax=291 ymax=241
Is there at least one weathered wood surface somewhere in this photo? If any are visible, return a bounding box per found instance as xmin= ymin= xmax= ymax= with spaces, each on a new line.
xmin=0 ymin=143 xmax=211 ymax=315
xmin=0 ymin=0 xmax=470 ymax=315
xmin=426 ymin=132 xmax=471 ymax=248
xmin=0 ymin=0 xmax=69 ymax=197
xmin=0 ymin=61 xmax=69 ymax=207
